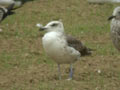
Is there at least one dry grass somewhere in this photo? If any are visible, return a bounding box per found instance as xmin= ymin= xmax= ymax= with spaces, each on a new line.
xmin=0 ymin=0 xmax=120 ymax=90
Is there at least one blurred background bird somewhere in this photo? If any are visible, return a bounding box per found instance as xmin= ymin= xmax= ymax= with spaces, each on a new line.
xmin=108 ymin=7 xmax=120 ymax=51
xmin=37 ymin=20 xmax=92 ymax=80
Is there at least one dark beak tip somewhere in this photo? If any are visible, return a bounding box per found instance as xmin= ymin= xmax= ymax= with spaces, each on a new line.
xmin=108 ymin=17 xmax=112 ymax=21
xmin=39 ymin=29 xmax=44 ymax=31
xmin=108 ymin=16 xmax=115 ymax=21
xmin=39 ymin=27 xmax=46 ymax=31
xmin=108 ymin=18 xmax=111 ymax=21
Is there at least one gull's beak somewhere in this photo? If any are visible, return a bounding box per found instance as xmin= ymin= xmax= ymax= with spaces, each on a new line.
xmin=39 ymin=27 xmax=47 ymax=31
xmin=108 ymin=15 xmax=116 ymax=21
xmin=36 ymin=23 xmax=47 ymax=31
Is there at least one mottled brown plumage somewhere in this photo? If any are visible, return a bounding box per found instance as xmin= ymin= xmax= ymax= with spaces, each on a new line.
xmin=66 ymin=35 xmax=92 ymax=56
xmin=109 ymin=7 xmax=120 ymax=51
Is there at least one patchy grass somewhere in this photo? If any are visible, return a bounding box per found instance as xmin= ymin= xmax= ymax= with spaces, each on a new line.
xmin=0 ymin=0 xmax=120 ymax=90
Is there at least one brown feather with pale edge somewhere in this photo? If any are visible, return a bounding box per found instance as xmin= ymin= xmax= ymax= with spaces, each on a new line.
xmin=66 ymin=35 xmax=92 ymax=56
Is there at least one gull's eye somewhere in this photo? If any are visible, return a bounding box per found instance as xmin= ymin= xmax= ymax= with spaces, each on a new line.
xmin=51 ymin=23 xmax=58 ymax=27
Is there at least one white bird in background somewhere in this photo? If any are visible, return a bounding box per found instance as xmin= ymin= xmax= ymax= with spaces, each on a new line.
xmin=108 ymin=7 xmax=120 ymax=51
xmin=37 ymin=20 xmax=92 ymax=80
xmin=0 ymin=0 xmax=22 ymax=7
xmin=0 ymin=3 xmax=14 ymax=22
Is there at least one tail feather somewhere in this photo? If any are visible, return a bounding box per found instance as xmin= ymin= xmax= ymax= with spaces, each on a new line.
xmin=87 ymin=48 xmax=96 ymax=51
xmin=80 ymin=47 xmax=95 ymax=56
xmin=6 ymin=3 xmax=15 ymax=12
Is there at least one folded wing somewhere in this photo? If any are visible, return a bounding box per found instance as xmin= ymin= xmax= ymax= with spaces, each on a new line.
xmin=66 ymin=34 xmax=92 ymax=56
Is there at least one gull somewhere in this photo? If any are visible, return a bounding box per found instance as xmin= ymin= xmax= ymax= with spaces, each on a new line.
xmin=0 ymin=0 xmax=22 ymax=7
xmin=108 ymin=7 xmax=120 ymax=51
xmin=37 ymin=20 xmax=92 ymax=80
xmin=0 ymin=3 xmax=14 ymax=22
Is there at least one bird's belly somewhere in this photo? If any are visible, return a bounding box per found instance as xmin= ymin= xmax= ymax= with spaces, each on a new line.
xmin=42 ymin=36 xmax=79 ymax=64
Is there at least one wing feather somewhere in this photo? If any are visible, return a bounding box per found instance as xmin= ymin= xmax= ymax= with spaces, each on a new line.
xmin=66 ymin=34 xmax=92 ymax=56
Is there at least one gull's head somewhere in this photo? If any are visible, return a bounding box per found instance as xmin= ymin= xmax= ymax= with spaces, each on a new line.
xmin=108 ymin=7 xmax=120 ymax=21
xmin=39 ymin=20 xmax=64 ymax=33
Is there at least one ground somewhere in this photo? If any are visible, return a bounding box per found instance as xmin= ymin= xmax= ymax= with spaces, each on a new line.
xmin=0 ymin=0 xmax=120 ymax=90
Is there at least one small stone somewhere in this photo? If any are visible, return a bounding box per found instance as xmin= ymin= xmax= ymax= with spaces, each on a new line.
xmin=0 ymin=28 xmax=3 ymax=32
xmin=97 ymin=69 xmax=101 ymax=74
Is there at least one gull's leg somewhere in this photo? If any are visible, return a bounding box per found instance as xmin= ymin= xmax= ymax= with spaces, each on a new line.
xmin=58 ymin=64 xmax=61 ymax=80
xmin=68 ymin=64 xmax=73 ymax=80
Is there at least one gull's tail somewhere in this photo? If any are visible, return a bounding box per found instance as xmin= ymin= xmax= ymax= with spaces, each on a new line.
xmin=6 ymin=3 xmax=15 ymax=12
xmin=82 ymin=47 xmax=95 ymax=56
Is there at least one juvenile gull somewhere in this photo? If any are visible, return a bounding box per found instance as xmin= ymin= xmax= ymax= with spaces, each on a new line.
xmin=38 ymin=20 xmax=92 ymax=80
xmin=108 ymin=7 xmax=120 ymax=51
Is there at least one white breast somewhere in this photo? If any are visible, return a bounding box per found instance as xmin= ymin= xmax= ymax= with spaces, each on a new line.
xmin=42 ymin=32 xmax=80 ymax=64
